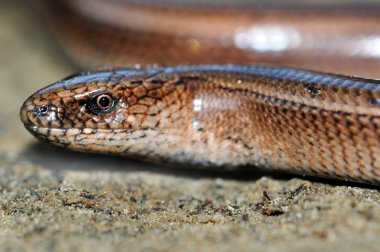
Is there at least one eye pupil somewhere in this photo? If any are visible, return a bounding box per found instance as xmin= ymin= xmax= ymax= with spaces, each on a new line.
xmin=98 ymin=96 xmax=110 ymax=108
xmin=87 ymin=93 xmax=115 ymax=114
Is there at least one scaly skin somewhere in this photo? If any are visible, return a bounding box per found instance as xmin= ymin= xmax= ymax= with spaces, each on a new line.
xmin=20 ymin=65 xmax=380 ymax=184
xmin=28 ymin=0 xmax=380 ymax=78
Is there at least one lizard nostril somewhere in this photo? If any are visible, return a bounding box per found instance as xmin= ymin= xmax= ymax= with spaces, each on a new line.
xmin=40 ymin=105 xmax=48 ymax=113
xmin=34 ymin=105 xmax=49 ymax=116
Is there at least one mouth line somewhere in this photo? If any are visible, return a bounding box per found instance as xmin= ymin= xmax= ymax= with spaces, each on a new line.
xmin=22 ymin=123 xmax=63 ymax=132
xmin=21 ymin=123 xmax=131 ymax=134
xmin=22 ymin=124 xmax=83 ymax=146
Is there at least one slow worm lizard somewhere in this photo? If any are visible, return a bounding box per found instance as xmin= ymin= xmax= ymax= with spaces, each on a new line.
xmin=20 ymin=0 xmax=380 ymax=184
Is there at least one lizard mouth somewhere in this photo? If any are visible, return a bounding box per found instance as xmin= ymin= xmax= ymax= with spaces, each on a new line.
xmin=21 ymin=123 xmax=68 ymax=145
xmin=20 ymin=99 xmax=71 ymax=146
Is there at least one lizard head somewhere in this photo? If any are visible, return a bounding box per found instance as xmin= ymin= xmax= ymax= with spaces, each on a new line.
xmin=19 ymin=68 xmax=177 ymax=154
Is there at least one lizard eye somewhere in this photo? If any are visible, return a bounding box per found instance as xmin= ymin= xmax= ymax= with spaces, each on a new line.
xmin=86 ymin=93 xmax=115 ymax=114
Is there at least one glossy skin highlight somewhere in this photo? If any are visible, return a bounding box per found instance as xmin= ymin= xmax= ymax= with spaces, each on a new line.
xmin=29 ymin=0 xmax=380 ymax=78
xmin=20 ymin=65 xmax=380 ymax=184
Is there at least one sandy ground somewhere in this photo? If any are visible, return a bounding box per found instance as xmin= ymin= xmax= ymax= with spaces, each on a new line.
xmin=0 ymin=1 xmax=380 ymax=251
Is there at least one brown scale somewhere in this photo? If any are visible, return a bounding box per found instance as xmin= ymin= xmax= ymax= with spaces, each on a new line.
xmin=19 ymin=0 xmax=380 ymax=184
xmin=28 ymin=0 xmax=380 ymax=78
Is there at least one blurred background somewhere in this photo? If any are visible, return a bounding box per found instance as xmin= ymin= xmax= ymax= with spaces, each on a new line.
xmin=0 ymin=1 xmax=75 ymax=155
xmin=1 ymin=0 xmax=380 ymax=251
